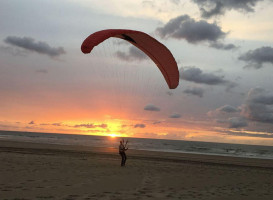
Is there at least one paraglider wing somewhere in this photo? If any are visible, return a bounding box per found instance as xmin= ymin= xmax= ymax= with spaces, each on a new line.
xmin=81 ymin=29 xmax=179 ymax=89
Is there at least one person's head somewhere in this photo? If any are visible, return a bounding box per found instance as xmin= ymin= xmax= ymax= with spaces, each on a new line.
xmin=120 ymin=140 xmax=122 ymax=144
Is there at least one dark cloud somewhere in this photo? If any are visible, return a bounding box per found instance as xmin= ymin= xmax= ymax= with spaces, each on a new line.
xmin=156 ymin=15 xmax=226 ymax=43
xmin=228 ymin=117 xmax=248 ymax=128
xmin=169 ymin=113 xmax=182 ymax=118
xmin=209 ymin=42 xmax=238 ymax=50
xmin=40 ymin=123 xmax=49 ymax=126
xmin=156 ymin=15 xmax=237 ymax=50
xmin=52 ymin=123 xmax=62 ymax=126
xmin=115 ymin=46 xmax=147 ymax=61
xmin=74 ymin=124 xmax=95 ymax=128
xmin=96 ymin=124 xmax=108 ymax=128
xmin=152 ymin=121 xmax=162 ymax=124
xmin=224 ymin=130 xmax=273 ymax=138
xmin=4 ymin=36 xmax=66 ymax=57
xmin=238 ymin=46 xmax=273 ymax=69
xmin=192 ymin=0 xmax=263 ymax=18
xmin=241 ymin=88 xmax=273 ymax=123
xmin=28 ymin=121 xmax=35 ymax=125
xmin=252 ymin=95 xmax=273 ymax=105
xmin=156 ymin=15 xmax=236 ymax=50
xmin=73 ymin=123 xmax=108 ymax=129
xmin=39 ymin=122 xmax=62 ymax=126
xmin=208 ymin=105 xmax=239 ymax=118
xmin=144 ymin=104 xmax=161 ymax=111
xmin=180 ymin=67 xmax=226 ymax=85
xmin=183 ymin=87 xmax=204 ymax=97
xmin=180 ymin=67 xmax=237 ymax=90
xmin=134 ymin=123 xmax=146 ymax=128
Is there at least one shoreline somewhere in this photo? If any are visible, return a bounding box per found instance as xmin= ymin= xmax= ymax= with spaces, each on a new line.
xmin=1 ymin=130 xmax=272 ymax=160
xmin=1 ymin=140 xmax=272 ymax=169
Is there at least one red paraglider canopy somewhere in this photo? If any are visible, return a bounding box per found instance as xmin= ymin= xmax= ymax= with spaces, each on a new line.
xmin=81 ymin=29 xmax=179 ymax=89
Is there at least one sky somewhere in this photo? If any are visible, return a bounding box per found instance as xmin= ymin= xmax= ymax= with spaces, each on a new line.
xmin=1 ymin=0 xmax=273 ymax=145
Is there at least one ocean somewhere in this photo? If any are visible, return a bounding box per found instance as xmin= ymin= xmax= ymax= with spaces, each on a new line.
xmin=0 ymin=130 xmax=273 ymax=160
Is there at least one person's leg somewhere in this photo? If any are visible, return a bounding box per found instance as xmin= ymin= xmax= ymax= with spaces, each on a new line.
xmin=122 ymin=153 xmax=126 ymax=166
xmin=120 ymin=153 xmax=123 ymax=166
xmin=124 ymin=153 xmax=127 ymax=166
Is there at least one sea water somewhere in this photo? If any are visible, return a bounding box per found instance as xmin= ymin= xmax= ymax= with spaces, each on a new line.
xmin=0 ymin=130 xmax=273 ymax=159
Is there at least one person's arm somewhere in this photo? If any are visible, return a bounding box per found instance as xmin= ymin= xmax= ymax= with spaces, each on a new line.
xmin=124 ymin=140 xmax=128 ymax=150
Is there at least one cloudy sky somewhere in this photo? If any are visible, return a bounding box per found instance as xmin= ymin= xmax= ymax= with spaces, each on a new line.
xmin=1 ymin=0 xmax=273 ymax=145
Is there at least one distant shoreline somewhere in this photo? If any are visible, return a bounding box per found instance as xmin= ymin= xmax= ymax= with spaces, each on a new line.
xmin=1 ymin=129 xmax=272 ymax=147
xmin=1 ymin=140 xmax=273 ymax=169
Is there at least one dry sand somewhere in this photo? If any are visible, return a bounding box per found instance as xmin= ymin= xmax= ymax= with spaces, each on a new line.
xmin=1 ymin=140 xmax=273 ymax=200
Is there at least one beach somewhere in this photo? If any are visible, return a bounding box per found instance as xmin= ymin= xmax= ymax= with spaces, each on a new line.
xmin=1 ymin=140 xmax=273 ymax=200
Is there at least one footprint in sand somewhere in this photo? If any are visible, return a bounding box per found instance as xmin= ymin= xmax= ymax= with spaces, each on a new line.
xmin=135 ymin=172 xmax=161 ymax=198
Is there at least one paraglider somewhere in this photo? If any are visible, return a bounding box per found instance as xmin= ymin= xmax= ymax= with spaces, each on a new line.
xmin=81 ymin=29 xmax=179 ymax=89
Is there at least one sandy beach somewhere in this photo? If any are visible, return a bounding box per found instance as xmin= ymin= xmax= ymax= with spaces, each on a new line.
xmin=1 ymin=140 xmax=273 ymax=200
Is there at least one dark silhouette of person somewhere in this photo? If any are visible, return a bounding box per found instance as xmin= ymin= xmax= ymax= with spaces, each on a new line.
xmin=119 ymin=139 xmax=128 ymax=166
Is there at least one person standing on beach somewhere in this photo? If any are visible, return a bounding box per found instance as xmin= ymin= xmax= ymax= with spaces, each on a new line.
xmin=119 ymin=139 xmax=128 ymax=167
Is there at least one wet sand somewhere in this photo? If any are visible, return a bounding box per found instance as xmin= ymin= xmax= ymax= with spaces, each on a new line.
xmin=1 ymin=140 xmax=273 ymax=200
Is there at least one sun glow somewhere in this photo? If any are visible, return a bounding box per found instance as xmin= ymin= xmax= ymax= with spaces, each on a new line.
xmin=109 ymin=133 xmax=117 ymax=138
